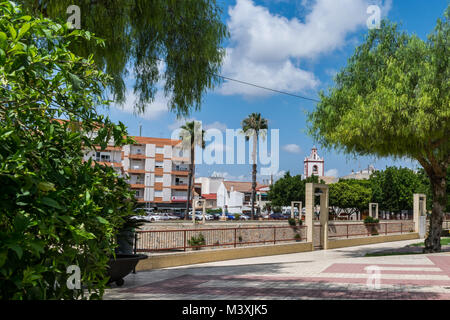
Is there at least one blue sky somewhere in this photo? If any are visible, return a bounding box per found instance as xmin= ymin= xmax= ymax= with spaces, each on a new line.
xmin=100 ymin=0 xmax=449 ymax=183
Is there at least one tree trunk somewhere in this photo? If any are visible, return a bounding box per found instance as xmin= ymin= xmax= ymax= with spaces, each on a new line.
xmin=252 ymin=163 xmax=257 ymax=220
xmin=424 ymin=174 xmax=447 ymax=253
xmin=251 ymin=134 xmax=257 ymax=220
xmin=185 ymin=142 xmax=195 ymax=220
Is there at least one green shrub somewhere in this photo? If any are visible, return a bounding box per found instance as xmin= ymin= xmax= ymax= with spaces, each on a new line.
xmin=288 ymin=218 xmax=296 ymax=226
xmin=364 ymin=216 xmax=379 ymax=224
xmin=188 ymin=234 xmax=206 ymax=250
xmin=294 ymin=233 xmax=301 ymax=240
xmin=0 ymin=3 xmax=135 ymax=300
xmin=206 ymin=208 xmax=222 ymax=214
xmin=234 ymin=214 xmax=241 ymax=220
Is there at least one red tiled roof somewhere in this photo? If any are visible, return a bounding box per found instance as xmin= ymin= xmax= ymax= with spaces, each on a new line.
xmin=223 ymin=181 xmax=263 ymax=193
xmin=256 ymin=185 xmax=269 ymax=191
xmin=202 ymin=194 xmax=217 ymax=200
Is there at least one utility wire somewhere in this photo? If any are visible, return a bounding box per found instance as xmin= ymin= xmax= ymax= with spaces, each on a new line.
xmin=213 ymin=74 xmax=321 ymax=103
xmin=152 ymin=57 xmax=321 ymax=103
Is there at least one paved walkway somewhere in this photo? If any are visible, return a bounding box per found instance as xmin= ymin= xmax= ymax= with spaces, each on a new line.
xmin=104 ymin=239 xmax=450 ymax=300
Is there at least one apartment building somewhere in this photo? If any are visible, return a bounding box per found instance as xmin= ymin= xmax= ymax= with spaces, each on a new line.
xmin=84 ymin=136 xmax=192 ymax=210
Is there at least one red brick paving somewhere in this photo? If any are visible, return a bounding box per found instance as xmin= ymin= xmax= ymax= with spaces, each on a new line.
xmin=120 ymin=255 xmax=450 ymax=299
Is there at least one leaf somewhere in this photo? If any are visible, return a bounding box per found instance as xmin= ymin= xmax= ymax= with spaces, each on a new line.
xmin=8 ymin=244 xmax=23 ymax=259
xmin=0 ymin=250 xmax=7 ymax=268
xmin=16 ymin=22 xmax=31 ymax=41
xmin=40 ymin=197 xmax=63 ymax=210
xmin=38 ymin=181 xmax=56 ymax=192
xmin=13 ymin=214 xmax=30 ymax=233
xmin=29 ymin=241 xmax=45 ymax=256
xmin=57 ymin=215 xmax=74 ymax=224
xmin=0 ymin=32 xmax=7 ymax=50
xmin=8 ymin=24 xmax=17 ymax=40
xmin=96 ymin=216 xmax=109 ymax=225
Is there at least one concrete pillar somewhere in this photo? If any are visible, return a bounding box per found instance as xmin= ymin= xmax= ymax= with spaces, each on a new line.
xmin=413 ymin=194 xmax=426 ymax=234
xmin=369 ymin=203 xmax=379 ymax=219
xmin=291 ymin=202 xmax=294 ymax=219
xmin=319 ymin=188 xmax=329 ymax=250
xmin=305 ymin=183 xmax=314 ymax=247
xmin=202 ymin=200 xmax=206 ymax=224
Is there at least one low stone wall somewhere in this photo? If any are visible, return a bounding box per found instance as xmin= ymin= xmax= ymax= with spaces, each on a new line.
xmin=311 ymin=220 xmax=415 ymax=247
xmin=327 ymin=232 xmax=419 ymax=249
xmin=136 ymin=242 xmax=313 ymax=271
xmin=136 ymin=222 xmax=307 ymax=252
xmin=137 ymin=220 xmax=415 ymax=252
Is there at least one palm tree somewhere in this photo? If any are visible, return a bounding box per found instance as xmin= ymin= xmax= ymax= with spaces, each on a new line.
xmin=241 ymin=113 xmax=268 ymax=220
xmin=179 ymin=121 xmax=205 ymax=220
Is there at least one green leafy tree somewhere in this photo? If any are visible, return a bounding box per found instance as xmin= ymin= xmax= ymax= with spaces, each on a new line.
xmin=368 ymin=167 xmax=424 ymax=213
xmin=329 ymin=180 xmax=372 ymax=218
xmin=309 ymin=8 xmax=450 ymax=252
xmin=241 ymin=113 xmax=268 ymax=219
xmin=18 ymin=0 xmax=229 ymax=117
xmin=179 ymin=121 xmax=205 ymax=220
xmin=0 ymin=2 xmax=135 ymax=299
xmin=268 ymin=172 xmax=323 ymax=207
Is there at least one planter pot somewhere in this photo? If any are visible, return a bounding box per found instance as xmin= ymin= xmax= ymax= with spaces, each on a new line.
xmin=107 ymin=254 xmax=147 ymax=286
xmin=116 ymin=230 xmax=135 ymax=255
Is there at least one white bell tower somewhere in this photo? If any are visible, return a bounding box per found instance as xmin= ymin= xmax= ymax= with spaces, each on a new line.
xmin=304 ymin=146 xmax=324 ymax=178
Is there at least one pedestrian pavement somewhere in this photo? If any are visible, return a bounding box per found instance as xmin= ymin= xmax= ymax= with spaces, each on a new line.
xmin=104 ymin=239 xmax=450 ymax=300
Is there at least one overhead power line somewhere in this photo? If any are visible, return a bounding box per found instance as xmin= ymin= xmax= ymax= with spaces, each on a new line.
xmin=214 ymin=74 xmax=321 ymax=103
xmin=152 ymin=57 xmax=321 ymax=103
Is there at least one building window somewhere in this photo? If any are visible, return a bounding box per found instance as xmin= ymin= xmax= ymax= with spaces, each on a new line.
xmin=155 ymin=162 xmax=163 ymax=169
xmin=156 ymin=147 xmax=164 ymax=154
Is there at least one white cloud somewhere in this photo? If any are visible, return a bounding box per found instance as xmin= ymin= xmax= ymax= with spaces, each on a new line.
xmin=325 ymin=168 xmax=339 ymax=177
xmin=113 ymin=61 xmax=170 ymax=120
xmin=203 ymin=121 xmax=228 ymax=131
xmin=282 ymin=144 xmax=302 ymax=154
xmin=211 ymin=171 xmax=248 ymax=181
xmin=114 ymin=90 xmax=169 ymax=120
xmin=168 ymin=119 xmax=227 ymax=132
xmin=167 ymin=118 xmax=196 ymax=131
xmin=219 ymin=0 xmax=392 ymax=97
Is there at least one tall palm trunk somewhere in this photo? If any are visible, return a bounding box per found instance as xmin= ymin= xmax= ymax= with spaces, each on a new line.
xmin=185 ymin=140 xmax=195 ymax=220
xmin=251 ymin=134 xmax=257 ymax=220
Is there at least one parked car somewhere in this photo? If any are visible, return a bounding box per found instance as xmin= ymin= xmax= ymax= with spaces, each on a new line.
xmin=147 ymin=213 xmax=165 ymax=222
xmin=269 ymin=212 xmax=289 ymax=220
xmin=225 ymin=213 xmax=236 ymax=220
xmin=210 ymin=213 xmax=223 ymax=220
xmin=235 ymin=213 xmax=250 ymax=220
xmin=160 ymin=212 xmax=180 ymax=220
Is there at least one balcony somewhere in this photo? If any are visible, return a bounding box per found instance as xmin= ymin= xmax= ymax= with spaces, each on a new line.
xmin=130 ymin=184 xmax=145 ymax=189
xmin=171 ymin=184 xmax=188 ymax=190
xmin=128 ymin=153 xmax=146 ymax=160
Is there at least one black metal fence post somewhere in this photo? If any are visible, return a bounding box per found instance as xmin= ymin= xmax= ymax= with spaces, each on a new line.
xmin=133 ymin=232 xmax=138 ymax=274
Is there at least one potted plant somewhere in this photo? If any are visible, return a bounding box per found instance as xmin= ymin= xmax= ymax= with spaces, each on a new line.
xmin=188 ymin=233 xmax=206 ymax=250
xmin=363 ymin=216 xmax=379 ymax=236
